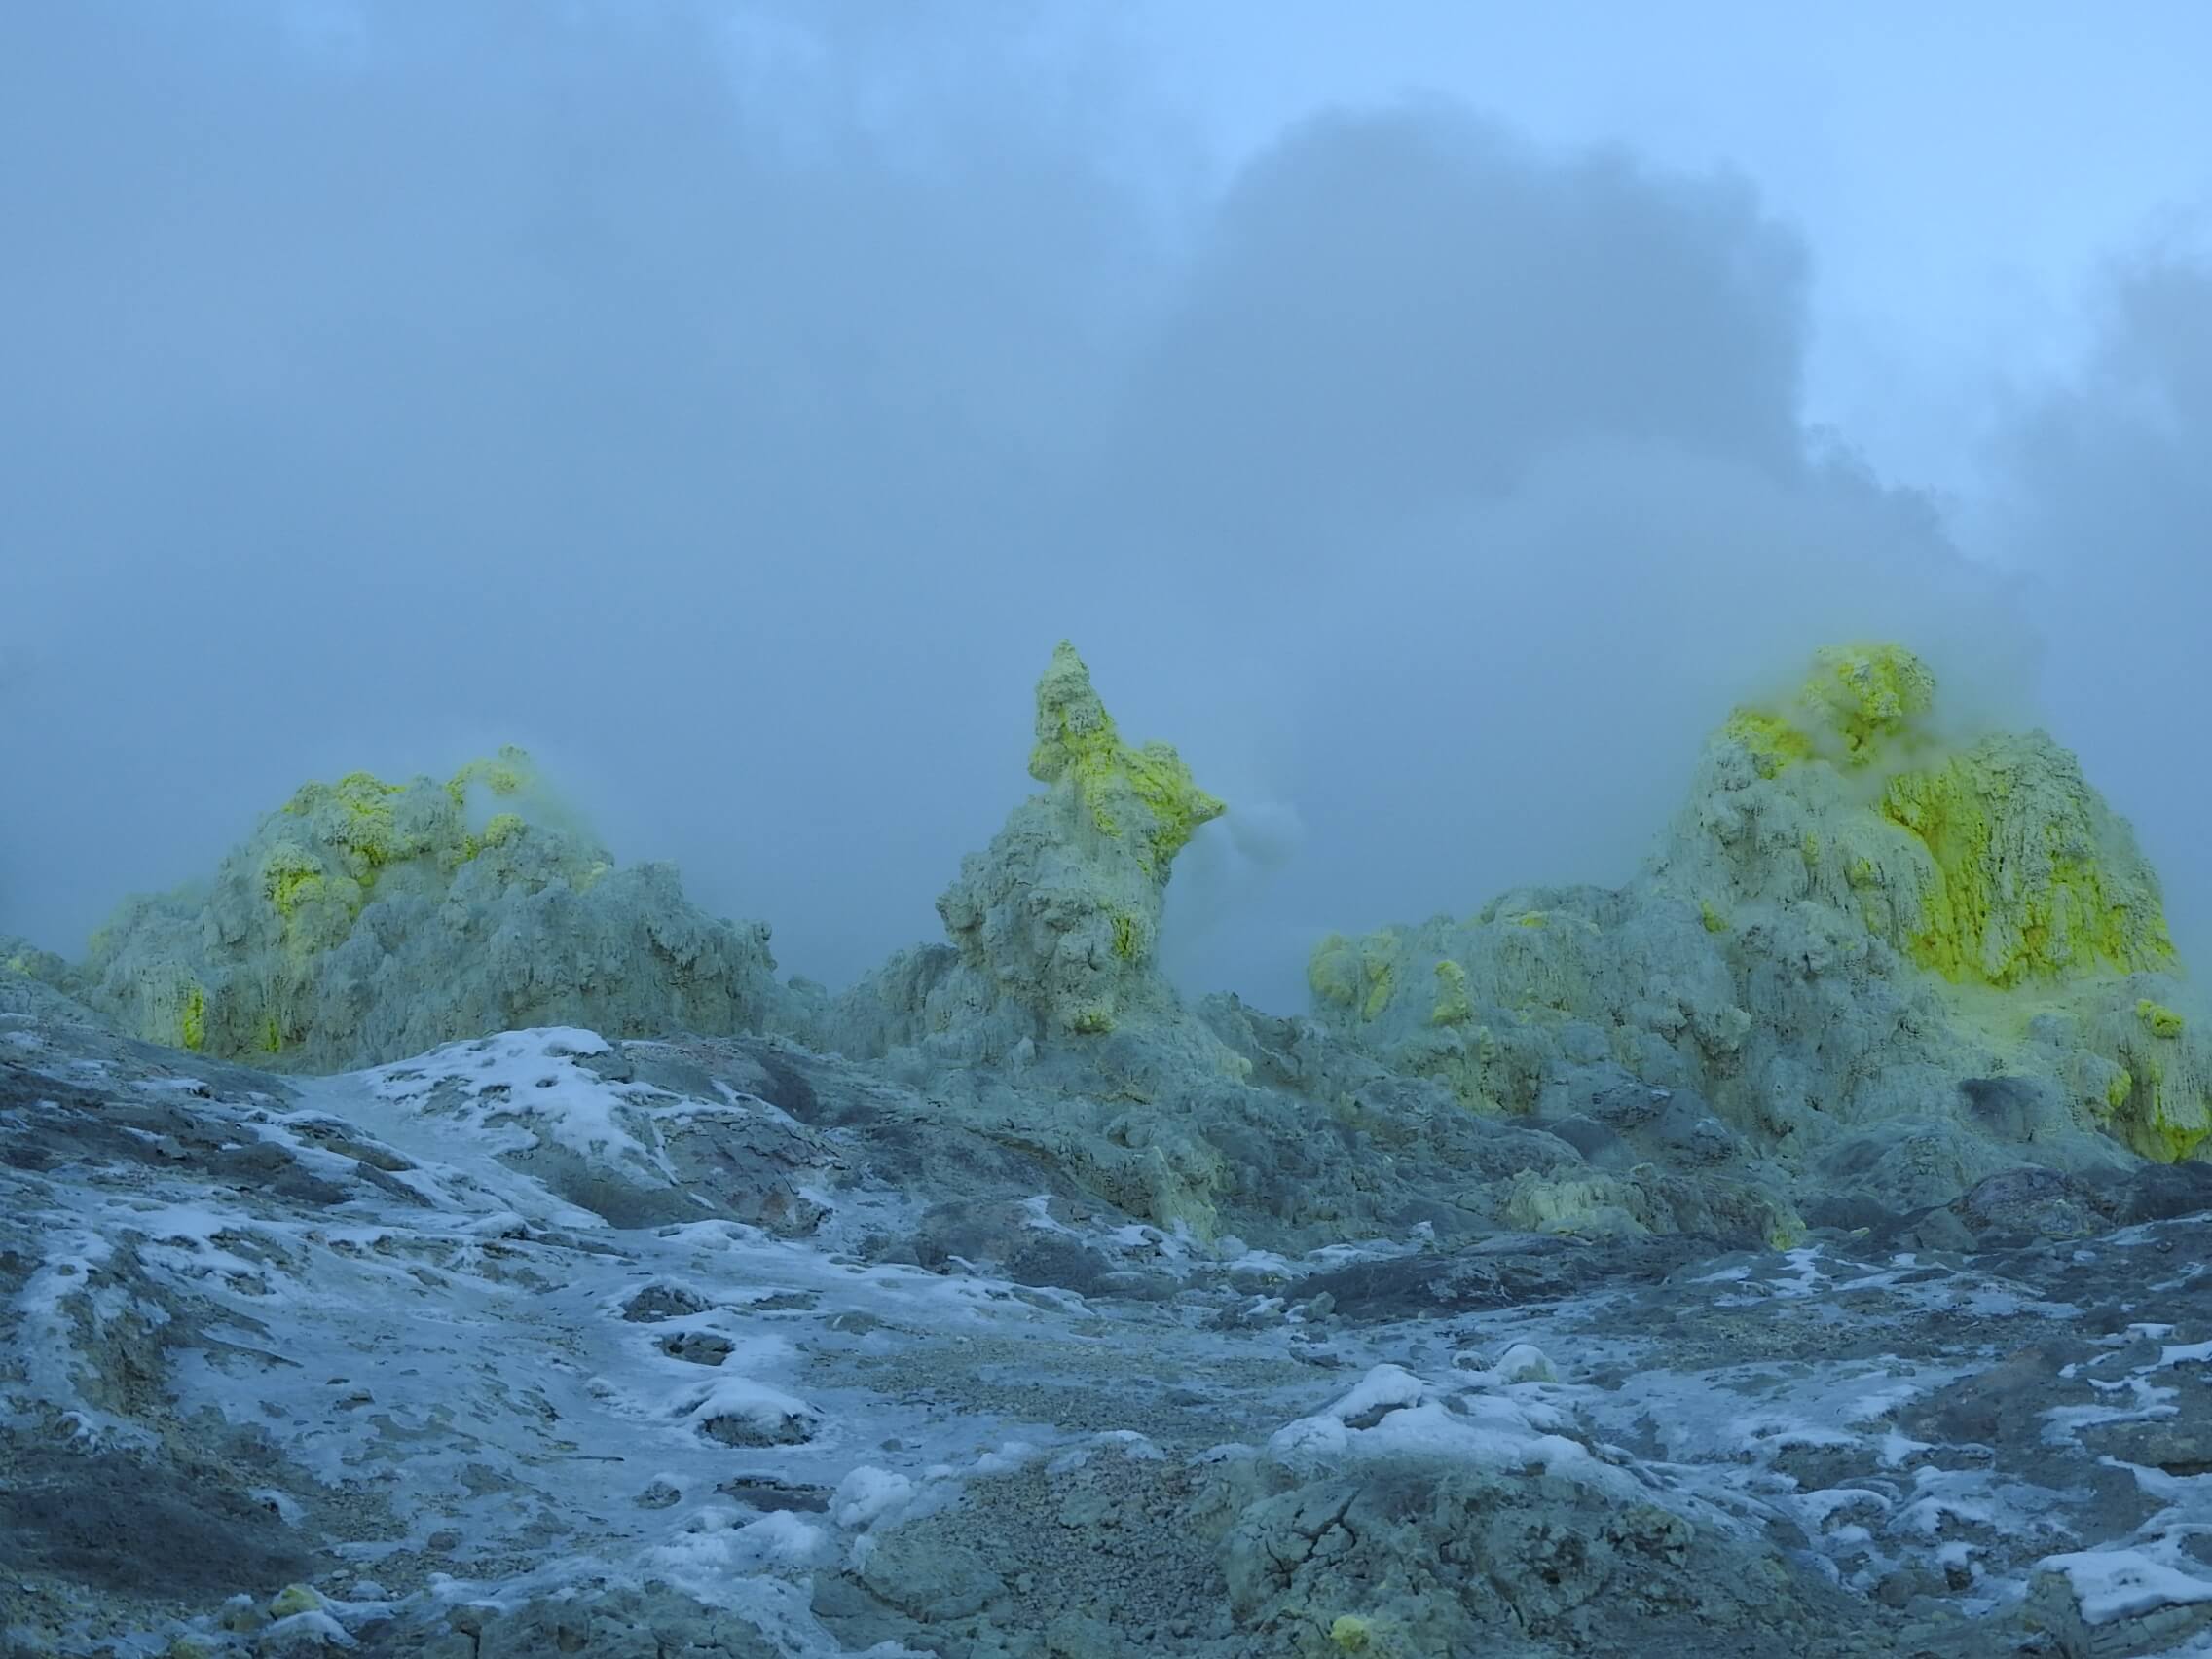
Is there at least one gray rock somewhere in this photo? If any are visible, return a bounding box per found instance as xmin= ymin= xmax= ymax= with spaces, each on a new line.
xmin=64 ymin=752 xmax=792 ymax=1073
xmin=858 ymin=1530 xmax=1008 ymax=1621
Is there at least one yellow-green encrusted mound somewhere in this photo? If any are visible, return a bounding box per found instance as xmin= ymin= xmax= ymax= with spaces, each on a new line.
xmin=936 ymin=641 xmax=1219 ymax=1041
xmin=1679 ymin=642 xmax=2203 ymax=1165
xmin=1309 ymin=642 xmax=2211 ymax=1203
xmin=1305 ymin=889 xmax=1748 ymax=1128
xmin=1029 ymin=640 xmax=1225 ymax=875
xmin=1797 ymin=642 xmax=1938 ymax=765
xmin=1880 ymin=743 xmax=2176 ymax=987
xmin=1696 ymin=644 xmax=2175 ymax=989
xmin=75 ymin=748 xmax=787 ymax=1070
xmin=2085 ymin=994 xmax=2212 ymax=1161
xmin=809 ymin=643 xmax=1809 ymax=1255
xmin=824 ymin=641 xmax=1229 ymax=1061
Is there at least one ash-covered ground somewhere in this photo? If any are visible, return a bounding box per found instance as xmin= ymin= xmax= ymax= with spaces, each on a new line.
xmin=10 ymin=1015 xmax=2212 ymax=1658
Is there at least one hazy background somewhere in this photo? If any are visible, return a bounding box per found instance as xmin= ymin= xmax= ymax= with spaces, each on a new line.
xmin=2 ymin=2 xmax=2206 ymax=1014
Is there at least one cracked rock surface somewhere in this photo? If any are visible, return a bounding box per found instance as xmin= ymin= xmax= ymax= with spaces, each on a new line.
xmin=12 ymin=1000 xmax=2212 ymax=1657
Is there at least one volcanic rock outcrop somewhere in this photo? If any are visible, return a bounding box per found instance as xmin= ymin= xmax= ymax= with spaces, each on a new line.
xmin=819 ymin=640 xmax=1226 ymax=1064
xmin=1309 ymin=643 xmax=2210 ymax=1222
xmin=60 ymin=747 xmax=788 ymax=1071
xmin=805 ymin=642 xmax=1809 ymax=1251
xmin=14 ymin=638 xmax=2212 ymax=1659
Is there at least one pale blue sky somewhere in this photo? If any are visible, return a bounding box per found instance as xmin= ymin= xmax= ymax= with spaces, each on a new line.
xmin=1136 ymin=0 xmax=2212 ymax=499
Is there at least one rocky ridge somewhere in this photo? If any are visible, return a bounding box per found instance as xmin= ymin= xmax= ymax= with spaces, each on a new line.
xmin=7 ymin=638 xmax=2212 ymax=1656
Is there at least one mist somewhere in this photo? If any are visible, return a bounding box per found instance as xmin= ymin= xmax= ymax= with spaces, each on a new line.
xmin=0 ymin=3 xmax=2196 ymax=1015
xmin=1995 ymin=236 xmax=2212 ymax=960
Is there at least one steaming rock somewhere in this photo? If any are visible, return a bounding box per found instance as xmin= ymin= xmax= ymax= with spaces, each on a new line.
xmin=1311 ymin=642 xmax=2210 ymax=1221
xmin=63 ymin=747 xmax=789 ymax=1071
xmin=798 ymin=643 xmax=1811 ymax=1252
xmin=18 ymin=639 xmax=2212 ymax=1657
xmin=818 ymin=640 xmax=1224 ymax=1063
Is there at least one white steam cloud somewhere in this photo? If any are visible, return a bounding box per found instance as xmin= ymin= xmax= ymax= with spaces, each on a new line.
xmin=0 ymin=4 xmax=2199 ymax=1012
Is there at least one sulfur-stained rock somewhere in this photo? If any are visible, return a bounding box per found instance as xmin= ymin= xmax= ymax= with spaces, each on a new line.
xmin=68 ymin=747 xmax=790 ymax=1071
xmin=821 ymin=641 xmax=1224 ymax=1062
xmin=1309 ymin=642 xmax=2212 ymax=1212
xmin=810 ymin=644 xmax=1809 ymax=1251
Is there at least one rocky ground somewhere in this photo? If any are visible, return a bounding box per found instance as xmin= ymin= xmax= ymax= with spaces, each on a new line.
xmin=10 ymin=1002 xmax=2212 ymax=1659
xmin=14 ymin=641 xmax=2212 ymax=1656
